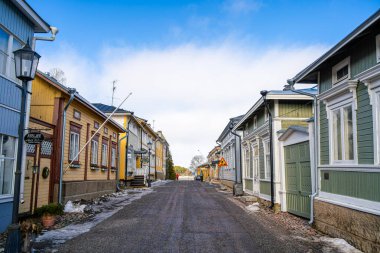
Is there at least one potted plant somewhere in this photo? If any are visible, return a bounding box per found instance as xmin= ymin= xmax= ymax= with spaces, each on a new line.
xmin=34 ymin=203 xmax=64 ymax=228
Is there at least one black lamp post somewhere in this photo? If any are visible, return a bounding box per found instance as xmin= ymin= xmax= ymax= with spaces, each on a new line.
xmin=147 ymin=141 xmax=152 ymax=187
xmin=5 ymin=41 xmax=40 ymax=253
xmin=260 ymin=90 xmax=274 ymax=209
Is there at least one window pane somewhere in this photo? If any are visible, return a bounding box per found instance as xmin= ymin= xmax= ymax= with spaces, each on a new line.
xmin=344 ymin=106 xmax=354 ymax=160
xmin=0 ymin=29 xmax=8 ymax=53
xmin=2 ymin=135 xmax=15 ymax=158
xmin=336 ymin=65 xmax=348 ymax=80
xmin=333 ymin=110 xmax=342 ymax=160
xmin=0 ymin=158 xmax=14 ymax=195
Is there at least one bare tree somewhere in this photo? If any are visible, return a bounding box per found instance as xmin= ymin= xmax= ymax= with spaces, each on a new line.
xmin=48 ymin=68 xmax=67 ymax=85
xmin=189 ymin=155 xmax=206 ymax=172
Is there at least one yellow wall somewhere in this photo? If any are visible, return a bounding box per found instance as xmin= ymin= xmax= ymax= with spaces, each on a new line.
xmin=155 ymin=140 xmax=163 ymax=173
xmin=63 ymin=100 xmax=120 ymax=182
xmin=30 ymin=75 xmax=62 ymax=124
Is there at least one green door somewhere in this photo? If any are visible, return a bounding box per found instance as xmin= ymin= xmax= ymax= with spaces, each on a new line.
xmin=285 ymin=141 xmax=311 ymax=219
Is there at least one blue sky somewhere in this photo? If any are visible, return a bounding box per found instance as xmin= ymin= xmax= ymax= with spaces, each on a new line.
xmin=29 ymin=0 xmax=380 ymax=166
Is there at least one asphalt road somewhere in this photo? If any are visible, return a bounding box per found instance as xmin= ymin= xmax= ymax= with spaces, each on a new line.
xmin=58 ymin=181 xmax=322 ymax=253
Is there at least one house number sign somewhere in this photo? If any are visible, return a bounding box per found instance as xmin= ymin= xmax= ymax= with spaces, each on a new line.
xmin=24 ymin=132 xmax=44 ymax=144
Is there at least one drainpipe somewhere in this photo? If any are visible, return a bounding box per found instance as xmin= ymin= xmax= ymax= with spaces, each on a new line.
xmin=260 ymin=90 xmax=274 ymax=209
xmin=58 ymin=88 xmax=76 ymax=204
xmin=117 ymin=134 xmax=127 ymax=191
xmin=284 ymin=81 xmax=318 ymax=224
xmin=19 ymin=27 xmax=59 ymax=204
xmin=230 ymin=124 xmax=242 ymax=184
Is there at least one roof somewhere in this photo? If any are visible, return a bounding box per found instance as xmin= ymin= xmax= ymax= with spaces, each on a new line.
xmin=216 ymin=115 xmax=244 ymax=142
xmin=233 ymin=87 xmax=317 ymax=131
xmin=137 ymin=118 xmax=158 ymax=138
xmin=290 ymin=9 xmax=380 ymax=84
xmin=36 ymin=71 xmax=125 ymax=133
xmin=11 ymin=0 xmax=50 ymax=33
xmin=278 ymin=126 xmax=309 ymax=141
xmin=92 ymin=103 xmax=132 ymax=114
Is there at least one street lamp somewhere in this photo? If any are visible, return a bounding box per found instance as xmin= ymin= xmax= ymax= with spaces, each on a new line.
xmin=5 ymin=41 xmax=40 ymax=252
xmin=147 ymin=141 xmax=153 ymax=187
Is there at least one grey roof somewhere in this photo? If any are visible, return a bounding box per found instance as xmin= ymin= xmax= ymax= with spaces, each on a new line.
xmin=233 ymin=87 xmax=316 ymax=131
xmin=290 ymin=9 xmax=380 ymax=84
xmin=92 ymin=103 xmax=132 ymax=114
xmin=278 ymin=126 xmax=309 ymax=141
xmin=216 ymin=115 xmax=244 ymax=142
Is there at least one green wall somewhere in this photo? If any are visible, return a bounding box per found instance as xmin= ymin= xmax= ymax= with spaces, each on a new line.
xmin=260 ymin=181 xmax=271 ymax=196
xmin=321 ymin=170 xmax=380 ymax=202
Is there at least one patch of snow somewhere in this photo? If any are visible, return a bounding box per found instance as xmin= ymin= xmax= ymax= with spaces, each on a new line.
xmin=64 ymin=201 xmax=86 ymax=213
xmin=35 ymin=188 xmax=152 ymax=247
xmin=320 ymin=237 xmax=362 ymax=253
xmin=151 ymin=180 xmax=171 ymax=187
xmin=246 ymin=203 xmax=260 ymax=212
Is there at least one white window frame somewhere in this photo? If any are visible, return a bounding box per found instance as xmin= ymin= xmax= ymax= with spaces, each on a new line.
xmin=327 ymin=95 xmax=357 ymax=165
xmin=0 ymin=26 xmax=22 ymax=85
xmin=376 ymin=34 xmax=380 ymax=63
xmin=262 ymin=138 xmax=270 ymax=180
xmin=332 ymin=57 xmax=350 ymax=85
xmin=253 ymin=115 xmax=257 ymax=129
xmin=101 ymin=143 xmax=108 ymax=167
xmin=69 ymin=132 xmax=80 ymax=162
xmin=370 ymin=82 xmax=380 ymax=165
xmin=251 ymin=144 xmax=259 ymax=180
xmin=264 ymin=107 xmax=269 ymax=122
xmin=0 ymin=134 xmax=17 ymax=197
xmin=91 ymin=139 xmax=98 ymax=165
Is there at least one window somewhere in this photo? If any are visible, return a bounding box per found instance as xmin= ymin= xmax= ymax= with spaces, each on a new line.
xmin=244 ymin=148 xmax=250 ymax=178
xmin=113 ymin=132 xmax=117 ymax=139
xmin=0 ymin=135 xmax=16 ymax=196
xmin=69 ymin=123 xmax=81 ymax=163
xmin=111 ymin=145 xmax=116 ymax=168
xmin=253 ymin=115 xmax=257 ymax=129
xmin=0 ymin=27 xmax=22 ymax=83
xmin=265 ymin=107 xmax=270 ymax=122
xmin=101 ymin=138 xmax=108 ymax=167
xmin=263 ymin=140 xmax=270 ymax=179
xmin=252 ymin=145 xmax=259 ymax=179
xmin=69 ymin=132 xmax=80 ymax=162
xmin=73 ymin=109 xmax=81 ymax=120
xmin=94 ymin=121 xmax=99 ymax=129
xmin=331 ymin=105 xmax=354 ymax=162
xmin=332 ymin=57 xmax=350 ymax=84
xmin=91 ymin=139 xmax=98 ymax=165
xmin=104 ymin=127 xmax=108 ymax=134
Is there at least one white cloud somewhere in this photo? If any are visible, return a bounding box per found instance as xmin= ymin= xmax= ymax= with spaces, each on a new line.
xmin=37 ymin=41 xmax=327 ymax=167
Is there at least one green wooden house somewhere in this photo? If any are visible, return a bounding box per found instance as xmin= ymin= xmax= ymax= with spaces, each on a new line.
xmin=233 ymin=89 xmax=315 ymax=211
xmin=289 ymin=9 xmax=380 ymax=253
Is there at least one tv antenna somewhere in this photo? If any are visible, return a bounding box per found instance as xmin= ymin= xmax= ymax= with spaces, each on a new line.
xmin=111 ymin=80 xmax=117 ymax=106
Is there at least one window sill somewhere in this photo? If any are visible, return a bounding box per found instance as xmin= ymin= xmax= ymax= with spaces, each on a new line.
xmin=0 ymin=195 xmax=13 ymax=203
xmin=90 ymin=167 xmax=100 ymax=171
xmin=101 ymin=167 xmax=108 ymax=172
xmin=69 ymin=163 xmax=81 ymax=169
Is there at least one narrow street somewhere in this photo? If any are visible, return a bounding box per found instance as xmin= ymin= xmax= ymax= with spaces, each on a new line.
xmin=56 ymin=181 xmax=323 ymax=253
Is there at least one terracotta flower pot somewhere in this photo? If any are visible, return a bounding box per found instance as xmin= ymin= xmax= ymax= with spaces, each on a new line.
xmin=41 ymin=214 xmax=56 ymax=228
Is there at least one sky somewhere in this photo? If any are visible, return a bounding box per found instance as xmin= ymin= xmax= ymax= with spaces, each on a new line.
xmin=29 ymin=0 xmax=380 ymax=167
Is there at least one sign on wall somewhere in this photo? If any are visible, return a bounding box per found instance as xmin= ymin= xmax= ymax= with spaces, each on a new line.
xmin=218 ymin=157 xmax=228 ymax=167
xmin=24 ymin=132 xmax=44 ymax=144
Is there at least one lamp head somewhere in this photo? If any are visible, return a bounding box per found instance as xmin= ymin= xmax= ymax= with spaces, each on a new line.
xmin=260 ymin=90 xmax=268 ymax=97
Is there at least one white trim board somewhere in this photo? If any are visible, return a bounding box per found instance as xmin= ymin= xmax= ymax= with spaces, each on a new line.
xmin=317 ymin=191 xmax=380 ymax=216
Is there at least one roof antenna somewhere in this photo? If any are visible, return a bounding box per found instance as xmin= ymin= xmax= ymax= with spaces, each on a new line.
xmin=111 ymin=80 xmax=117 ymax=106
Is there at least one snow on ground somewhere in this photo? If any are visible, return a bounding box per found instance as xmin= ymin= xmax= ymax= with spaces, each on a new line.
xmin=34 ymin=181 xmax=170 ymax=249
xmin=319 ymin=237 xmax=362 ymax=253
xmin=245 ymin=203 xmax=260 ymax=213
xmin=64 ymin=201 xmax=86 ymax=213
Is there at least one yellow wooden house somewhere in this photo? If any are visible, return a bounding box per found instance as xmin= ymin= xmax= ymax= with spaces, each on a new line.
xmin=19 ymin=71 xmax=124 ymax=214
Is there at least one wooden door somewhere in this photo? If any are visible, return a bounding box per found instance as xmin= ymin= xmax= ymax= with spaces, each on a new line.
xmin=285 ymin=141 xmax=311 ymax=219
